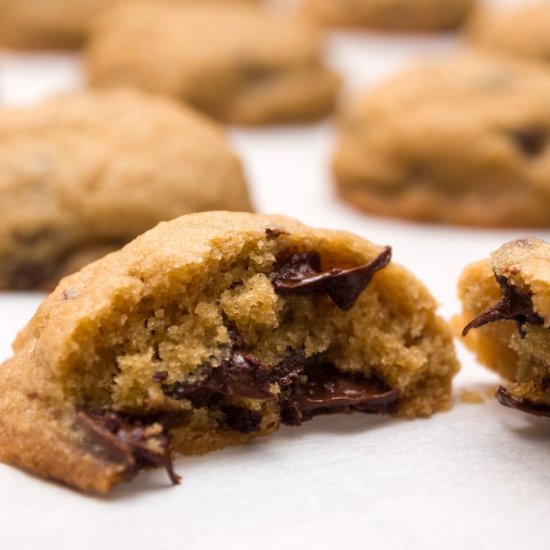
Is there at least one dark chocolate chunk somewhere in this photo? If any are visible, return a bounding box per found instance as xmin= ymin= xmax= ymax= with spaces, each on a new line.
xmin=77 ymin=410 xmax=181 ymax=485
xmin=221 ymin=405 xmax=263 ymax=434
xmin=462 ymin=275 xmax=544 ymax=337
xmin=273 ymin=252 xmax=321 ymax=283
xmin=272 ymin=247 xmax=392 ymax=311
xmin=496 ymin=386 xmax=550 ymax=417
xmin=162 ymin=353 xmax=275 ymax=405
xmin=280 ymin=364 xmax=400 ymax=426
xmin=511 ymin=128 xmax=548 ymax=157
xmin=152 ymin=371 xmax=169 ymax=383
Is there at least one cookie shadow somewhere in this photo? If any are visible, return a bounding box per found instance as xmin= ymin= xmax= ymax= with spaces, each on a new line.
xmin=498 ymin=408 xmax=550 ymax=443
xmin=103 ymin=412 xmax=404 ymax=501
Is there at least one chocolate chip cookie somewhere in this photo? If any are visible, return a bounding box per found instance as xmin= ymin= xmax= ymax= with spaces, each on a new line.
xmin=333 ymin=54 xmax=550 ymax=227
xmin=0 ymin=0 xmax=258 ymax=49
xmin=0 ymin=89 xmax=251 ymax=291
xmin=459 ymin=238 xmax=550 ymax=417
xmin=86 ymin=3 xmax=341 ymax=125
xmin=0 ymin=212 xmax=458 ymax=493
xmin=469 ymin=3 xmax=550 ymax=63
xmin=303 ymin=0 xmax=476 ymax=31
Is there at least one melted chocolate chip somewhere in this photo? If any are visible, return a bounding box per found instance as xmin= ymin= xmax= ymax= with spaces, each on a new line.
xmin=271 ymin=247 xmax=392 ymax=311
xmin=511 ymin=128 xmax=548 ymax=157
xmin=280 ymin=364 xmax=400 ymax=426
xmin=221 ymin=406 xmax=263 ymax=434
xmin=273 ymin=252 xmax=321 ymax=283
xmin=496 ymin=386 xmax=550 ymax=417
xmin=462 ymin=275 xmax=544 ymax=337
xmin=269 ymin=353 xmax=308 ymax=387
xmin=209 ymin=353 xmax=274 ymax=399
xmin=77 ymin=410 xmax=181 ymax=485
xmin=162 ymin=353 xmax=275 ymax=405
xmin=163 ymin=383 xmax=222 ymax=408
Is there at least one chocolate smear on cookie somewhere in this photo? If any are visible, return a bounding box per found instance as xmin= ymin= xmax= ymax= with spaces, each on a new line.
xmin=271 ymin=246 xmax=392 ymax=311
xmin=496 ymin=387 xmax=550 ymax=417
xmin=77 ymin=410 xmax=181 ymax=484
xmin=281 ymin=363 xmax=400 ymax=426
xmin=462 ymin=275 xmax=544 ymax=337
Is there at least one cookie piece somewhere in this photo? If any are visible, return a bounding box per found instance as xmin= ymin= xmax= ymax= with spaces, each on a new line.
xmin=333 ymin=54 xmax=550 ymax=227
xmin=303 ymin=0 xmax=476 ymax=31
xmin=459 ymin=238 xmax=550 ymax=416
xmin=0 ymin=89 xmax=251 ymax=291
xmin=469 ymin=4 xmax=550 ymax=63
xmin=86 ymin=3 xmax=341 ymax=125
xmin=0 ymin=212 xmax=458 ymax=493
xmin=0 ymin=0 xmax=258 ymax=49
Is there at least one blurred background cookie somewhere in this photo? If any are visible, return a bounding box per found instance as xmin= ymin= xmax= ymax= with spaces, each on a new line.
xmin=0 ymin=89 xmax=252 ymax=290
xmin=0 ymin=0 xmax=259 ymax=50
xmin=469 ymin=2 xmax=550 ymax=63
xmin=303 ymin=0 xmax=476 ymax=32
xmin=333 ymin=54 xmax=550 ymax=227
xmin=86 ymin=3 xmax=341 ymax=125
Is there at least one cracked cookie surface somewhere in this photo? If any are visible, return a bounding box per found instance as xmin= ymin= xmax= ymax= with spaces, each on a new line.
xmin=86 ymin=3 xmax=340 ymax=125
xmin=333 ymin=54 xmax=550 ymax=227
xmin=0 ymin=212 xmax=458 ymax=493
xmin=0 ymin=89 xmax=251 ymax=290
xmin=458 ymin=238 xmax=550 ymax=415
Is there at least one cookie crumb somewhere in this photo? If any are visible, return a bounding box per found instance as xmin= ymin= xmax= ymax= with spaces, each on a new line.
xmin=459 ymin=388 xmax=486 ymax=404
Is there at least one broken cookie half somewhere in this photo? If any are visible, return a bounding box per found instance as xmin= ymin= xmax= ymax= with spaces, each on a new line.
xmin=459 ymin=238 xmax=550 ymax=416
xmin=0 ymin=212 xmax=458 ymax=493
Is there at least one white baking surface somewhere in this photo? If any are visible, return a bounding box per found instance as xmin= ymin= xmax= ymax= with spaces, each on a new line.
xmin=1 ymin=1 xmax=550 ymax=548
